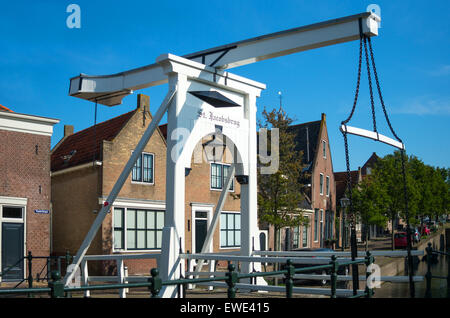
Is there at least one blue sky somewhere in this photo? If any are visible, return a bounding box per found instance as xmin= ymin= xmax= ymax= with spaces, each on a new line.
xmin=0 ymin=0 xmax=448 ymax=172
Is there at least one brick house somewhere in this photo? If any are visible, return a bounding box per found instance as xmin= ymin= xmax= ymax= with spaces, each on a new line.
xmin=267 ymin=113 xmax=336 ymax=251
xmin=360 ymin=152 xmax=386 ymax=238
xmin=50 ymin=95 xmax=244 ymax=275
xmin=334 ymin=152 xmax=383 ymax=248
xmin=334 ymin=169 xmax=363 ymax=248
xmin=0 ymin=104 xmax=59 ymax=281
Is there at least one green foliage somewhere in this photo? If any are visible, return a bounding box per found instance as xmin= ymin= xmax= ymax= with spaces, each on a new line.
xmin=257 ymin=106 xmax=308 ymax=250
xmin=365 ymin=150 xmax=449 ymax=227
xmin=350 ymin=150 xmax=448 ymax=249
xmin=352 ymin=175 xmax=389 ymax=228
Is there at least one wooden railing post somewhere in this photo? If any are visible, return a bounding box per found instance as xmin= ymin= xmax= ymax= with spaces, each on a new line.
xmin=365 ymin=251 xmax=374 ymax=298
xmin=27 ymin=251 xmax=33 ymax=289
xmin=226 ymin=263 xmax=238 ymax=298
xmin=48 ymin=270 xmax=65 ymax=298
xmin=425 ymin=243 xmax=433 ymax=298
xmin=330 ymin=255 xmax=337 ymax=298
xmin=284 ymin=259 xmax=294 ymax=298
xmin=148 ymin=268 xmax=162 ymax=298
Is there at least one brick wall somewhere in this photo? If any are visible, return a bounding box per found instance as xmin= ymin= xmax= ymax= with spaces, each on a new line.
xmin=51 ymin=97 xmax=246 ymax=275
xmin=100 ymin=106 xmax=167 ymax=274
xmin=185 ymin=141 xmax=241 ymax=257
xmin=310 ymin=115 xmax=336 ymax=249
xmin=0 ymin=129 xmax=52 ymax=276
xmin=275 ymin=115 xmax=337 ymax=251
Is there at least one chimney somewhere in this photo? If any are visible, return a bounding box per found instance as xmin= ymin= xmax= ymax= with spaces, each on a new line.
xmin=137 ymin=94 xmax=150 ymax=113
xmin=321 ymin=113 xmax=326 ymax=122
xmin=64 ymin=125 xmax=74 ymax=137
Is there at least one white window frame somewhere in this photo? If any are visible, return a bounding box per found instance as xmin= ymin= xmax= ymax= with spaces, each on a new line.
xmin=0 ymin=196 xmax=27 ymax=282
xmin=111 ymin=200 xmax=165 ymax=253
xmin=314 ymin=209 xmax=319 ymax=243
xmin=210 ymin=162 xmax=234 ymax=192
xmin=320 ymin=209 xmax=324 ymax=241
xmin=302 ymin=217 xmax=310 ymax=248
xmin=293 ymin=226 xmax=300 ymax=249
xmin=319 ymin=173 xmax=324 ymax=195
xmin=191 ymin=204 xmax=213 ymax=257
xmin=131 ymin=151 xmax=155 ymax=185
xmin=219 ymin=211 xmax=241 ymax=250
xmin=326 ymin=175 xmax=330 ymax=197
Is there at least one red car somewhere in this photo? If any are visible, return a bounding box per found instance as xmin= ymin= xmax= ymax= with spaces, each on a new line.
xmin=420 ymin=225 xmax=431 ymax=236
xmin=394 ymin=232 xmax=408 ymax=249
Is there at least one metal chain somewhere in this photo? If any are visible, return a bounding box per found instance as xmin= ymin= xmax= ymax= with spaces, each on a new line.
xmin=342 ymin=36 xmax=363 ymax=125
xmin=367 ymin=37 xmax=402 ymax=143
xmin=367 ymin=36 xmax=414 ymax=297
xmin=342 ymin=131 xmax=354 ymax=220
xmin=341 ymin=35 xmax=364 ymax=228
xmin=364 ymin=37 xmax=377 ymax=133
xmin=341 ymin=35 xmax=363 ymax=214
xmin=341 ymin=32 xmax=364 ymax=297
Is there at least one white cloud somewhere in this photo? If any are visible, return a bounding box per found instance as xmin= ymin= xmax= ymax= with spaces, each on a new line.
xmin=393 ymin=96 xmax=450 ymax=115
xmin=429 ymin=65 xmax=450 ymax=77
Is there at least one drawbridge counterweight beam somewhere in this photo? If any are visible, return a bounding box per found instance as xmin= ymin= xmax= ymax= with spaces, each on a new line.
xmin=69 ymin=12 xmax=380 ymax=106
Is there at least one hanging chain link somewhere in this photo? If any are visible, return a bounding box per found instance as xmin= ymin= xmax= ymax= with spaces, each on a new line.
xmin=344 ymin=35 xmax=414 ymax=297
xmin=342 ymin=36 xmax=363 ymax=126
xmin=368 ymin=35 xmax=413 ymax=296
xmin=364 ymin=36 xmax=377 ymax=133
xmin=367 ymin=37 xmax=402 ymax=143
xmin=341 ymin=34 xmax=363 ymax=229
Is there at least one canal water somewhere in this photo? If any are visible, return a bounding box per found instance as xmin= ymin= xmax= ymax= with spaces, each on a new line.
xmin=374 ymin=240 xmax=449 ymax=298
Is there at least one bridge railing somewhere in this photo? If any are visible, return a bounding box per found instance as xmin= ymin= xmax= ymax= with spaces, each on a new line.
xmin=0 ymin=253 xmax=372 ymax=298
xmin=0 ymin=251 xmax=72 ymax=291
xmin=424 ymin=243 xmax=450 ymax=298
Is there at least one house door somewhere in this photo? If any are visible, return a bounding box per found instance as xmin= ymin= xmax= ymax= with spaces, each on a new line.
xmin=1 ymin=223 xmax=24 ymax=280
xmin=194 ymin=211 xmax=208 ymax=254
xmin=259 ymin=232 xmax=266 ymax=251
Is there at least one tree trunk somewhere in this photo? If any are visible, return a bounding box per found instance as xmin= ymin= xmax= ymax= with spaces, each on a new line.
xmin=273 ymin=227 xmax=280 ymax=285
xmin=365 ymin=223 xmax=369 ymax=251
xmin=391 ymin=212 xmax=396 ymax=251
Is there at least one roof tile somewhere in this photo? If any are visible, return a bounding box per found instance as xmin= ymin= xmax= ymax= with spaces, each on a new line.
xmin=51 ymin=110 xmax=136 ymax=172
xmin=0 ymin=104 xmax=14 ymax=112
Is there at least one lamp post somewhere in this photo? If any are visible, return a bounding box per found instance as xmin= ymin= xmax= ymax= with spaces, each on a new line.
xmin=340 ymin=197 xmax=349 ymax=252
xmin=340 ymin=195 xmax=359 ymax=295
xmin=349 ymin=212 xmax=359 ymax=295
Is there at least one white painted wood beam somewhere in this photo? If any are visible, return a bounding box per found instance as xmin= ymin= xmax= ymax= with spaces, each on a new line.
xmin=340 ymin=124 xmax=405 ymax=150
xmin=69 ymin=12 xmax=380 ymax=106
xmin=63 ymin=89 xmax=176 ymax=286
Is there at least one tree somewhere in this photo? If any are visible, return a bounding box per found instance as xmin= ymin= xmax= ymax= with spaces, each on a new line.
xmin=351 ymin=174 xmax=389 ymax=250
xmin=257 ymin=106 xmax=308 ymax=252
xmin=352 ymin=150 xmax=449 ymax=250
xmin=430 ymin=167 xmax=450 ymax=222
xmin=372 ymin=151 xmax=419 ymax=250
xmin=407 ymin=158 xmax=449 ymax=226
